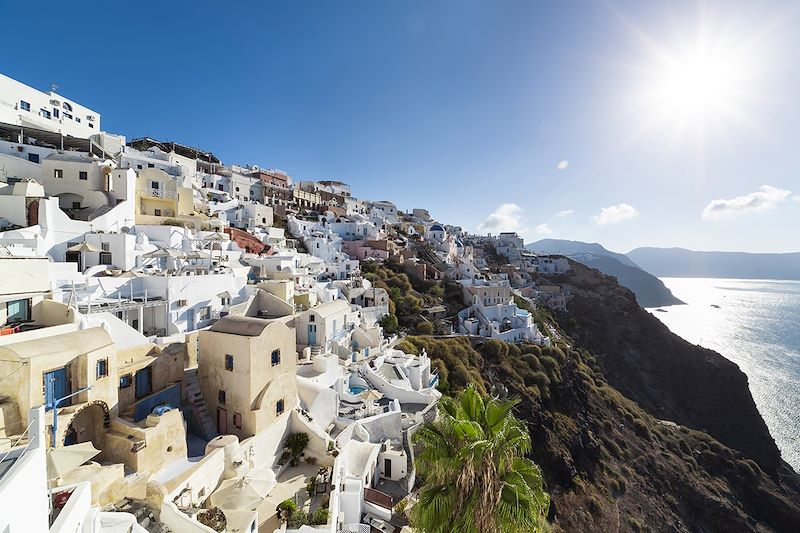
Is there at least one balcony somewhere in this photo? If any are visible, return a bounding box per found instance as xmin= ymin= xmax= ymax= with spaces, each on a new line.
xmin=138 ymin=187 xmax=178 ymax=200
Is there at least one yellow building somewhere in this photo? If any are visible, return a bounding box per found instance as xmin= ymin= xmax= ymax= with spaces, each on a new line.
xmin=135 ymin=168 xmax=194 ymax=225
xmin=198 ymin=315 xmax=297 ymax=439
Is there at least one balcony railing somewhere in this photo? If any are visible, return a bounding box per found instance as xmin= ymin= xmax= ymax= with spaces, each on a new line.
xmin=138 ymin=187 xmax=178 ymax=200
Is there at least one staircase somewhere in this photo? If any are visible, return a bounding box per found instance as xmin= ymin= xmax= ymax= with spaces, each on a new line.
xmin=182 ymin=368 xmax=216 ymax=440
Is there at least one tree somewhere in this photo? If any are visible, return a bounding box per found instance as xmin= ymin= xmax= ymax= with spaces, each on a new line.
xmin=411 ymin=386 xmax=549 ymax=533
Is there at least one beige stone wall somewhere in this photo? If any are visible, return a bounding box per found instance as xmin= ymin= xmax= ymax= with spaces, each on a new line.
xmin=198 ymin=320 xmax=298 ymax=439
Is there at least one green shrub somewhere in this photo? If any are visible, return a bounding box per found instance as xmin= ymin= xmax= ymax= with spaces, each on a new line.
xmin=416 ymin=321 xmax=434 ymax=335
xmin=309 ymin=507 xmax=329 ymax=525
xmin=286 ymin=432 xmax=309 ymax=459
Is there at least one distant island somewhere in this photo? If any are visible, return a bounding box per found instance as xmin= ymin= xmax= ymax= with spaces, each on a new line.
xmin=628 ymin=247 xmax=800 ymax=280
xmin=526 ymin=239 xmax=684 ymax=307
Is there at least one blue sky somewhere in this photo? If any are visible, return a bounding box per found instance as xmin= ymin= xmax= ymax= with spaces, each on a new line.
xmin=2 ymin=0 xmax=799 ymax=253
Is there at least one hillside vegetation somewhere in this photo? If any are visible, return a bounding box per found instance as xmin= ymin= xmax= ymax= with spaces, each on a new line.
xmin=386 ymin=260 xmax=800 ymax=532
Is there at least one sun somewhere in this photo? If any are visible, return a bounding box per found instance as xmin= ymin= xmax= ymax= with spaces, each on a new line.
xmin=633 ymin=18 xmax=762 ymax=136
xmin=644 ymin=47 xmax=744 ymax=123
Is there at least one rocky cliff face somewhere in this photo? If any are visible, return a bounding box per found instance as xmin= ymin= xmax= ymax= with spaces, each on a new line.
xmin=397 ymin=260 xmax=800 ymax=532
xmin=555 ymin=260 xmax=782 ymax=474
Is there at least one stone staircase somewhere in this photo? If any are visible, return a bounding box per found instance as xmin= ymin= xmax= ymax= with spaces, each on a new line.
xmin=182 ymin=368 xmax=216 ymax=440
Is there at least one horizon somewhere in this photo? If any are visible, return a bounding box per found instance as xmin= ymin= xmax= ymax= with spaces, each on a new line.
xmin=3 ymin=0 xmax=800 ymax=253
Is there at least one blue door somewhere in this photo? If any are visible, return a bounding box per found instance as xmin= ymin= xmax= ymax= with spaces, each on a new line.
xmin=308 ymin=324 xmax=317 ymax=345
xmin=135 ymin=367 xmax=152 ymax=400
xmin=44 ymin=367 xmax=69 ymax=410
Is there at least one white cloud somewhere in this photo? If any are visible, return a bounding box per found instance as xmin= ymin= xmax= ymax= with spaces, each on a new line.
xmin=535 ymin=223 xmax=553 ymax=235
xmin=477 ymin=203 xmax=525 ymax=233
xmin=702 ymin=185 xmax=791 ymax=220
xmin=554 ymin=209 xmax=573 ymax=218
xmin=557 ymin=160 xmax=569 ymax=171
xmin=594 ymin=203 xmax=639 ymax=225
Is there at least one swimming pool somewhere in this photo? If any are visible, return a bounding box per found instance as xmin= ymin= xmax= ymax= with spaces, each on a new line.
xmin=348 ymin=386 xmax=367 ymax=395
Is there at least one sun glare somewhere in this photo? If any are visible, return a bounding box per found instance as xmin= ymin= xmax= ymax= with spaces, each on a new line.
xmin=633 ymin=19 xmax=763 ymax=137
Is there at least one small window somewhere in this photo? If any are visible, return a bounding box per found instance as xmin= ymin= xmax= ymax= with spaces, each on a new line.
xmin=99 ymin=252 xmax=112 ymax=264
xmin=148 ymin=163 xmax=154 ymax=168
xmin=235 ymin=187 xmax=240 ymax=192
xmin=40 ymin=109 xmax=51 ymax=119
xmin=218 ymin=390 xmax=226 ymax=404
xmin=233 ymin=412 xmax=242 ymax=429
xmin=54 ymin=169 xmax=63 ymax=179
xmin=75 ymin=117 xmax=81 ymax=123
xmin=271 ymin=349 xmax=281 ymax=366
xmin=20 ymin=101 xmax=30 ymax=111
xmin=88 ymin=123 xmax=94 ymax=129
xmin=225 ymin=354 xmax=234 ymax=371
xmin=150 ymin=180 xmax=160 ymax=190
xmin=96 ymin=358 xmax=108 ymax=378
xmin=101 ymin=242 xmax=110 ymax=252
xmin=28 ymin=153 xmax=39 ymax=164
xmin=137 ymin=164 xmax=143 ymax=170
xmin=276 ymin=399 xmax=285 ymax=415
xmin=53 ymin=108 xmax=59 ymax=118
xmin=79 ymin=171 xmax=88 ymax=180
xmin=220 ymin=296 xmax=230 ymax=306
xmin=309 ymin=315 xmax=315 ymax=322
xmin=64 ymin=112 xmax=73 ymax=120
xmin=199 ymin=306 xmax=211 ymax=321
xmin=119 ymin=374 xmax=132 ymax=388
xmin=63 ymin=102 xmax=73 ymax=112
xmin=154 ymin=208 xmax=162 ymax=216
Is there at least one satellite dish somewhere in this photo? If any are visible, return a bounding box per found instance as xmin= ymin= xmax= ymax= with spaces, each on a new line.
xmin=121 ymin=226 xmax=131 ymax=234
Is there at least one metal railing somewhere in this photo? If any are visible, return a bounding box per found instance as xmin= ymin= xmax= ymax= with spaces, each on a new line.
xmin=0 ymin=418 xmax=36 ymax=482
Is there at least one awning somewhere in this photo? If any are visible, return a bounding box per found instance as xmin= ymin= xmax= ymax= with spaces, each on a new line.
xmin=208 ymin=470 xmax=276 ymax=510
xmin=142 ymin=248 xmax=184 ymax=258
xmin=47 ymin=441 xmax=101 ymax=479
xmin=66 ymin=242 xmax=102 ymax=253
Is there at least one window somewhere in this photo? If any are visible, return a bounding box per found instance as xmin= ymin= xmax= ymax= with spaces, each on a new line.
xmin=64 ymin=112 xmax=73 ymax=120
xmin=147 ymin=163 xmax=154 ymax=168
xmin=75 ymin=117 xmax=81 ymax=123
xmin=276 ymin=399 xmax=285 ymax=415
xmin=63 ymin=102 xmax=73 ymax=112
xmin=101 ymin=242 xmax=110 ymax=252
xmin=28 ymin=153 xmax=39 ymax=164
xmin=79 ymin=171 xmax=88 ymax=180
xmin=71 ymin=202 xmax=80 ymax=209
xmin=150 ymin=180 xmax=160 ymax=190
xmin=54 ymin=169 xmax=63 ymax=179
xmin=19 ymin=101 xmax=30 ymax=111
xmin=199 ymin=306 xmax=211 ymax=321
xmin=309 ymin=315 xmax=315 ymax=322
xmin=99 ymin=252 xmax=112 ymax=264
xmin=235 ymin=187 xmax=240 ymax=192
xmin=218 ymin=390 xmax=226 ymax=404
xmin=53 ymin=108 xmax=59 ymax=118
xmin=271 ymin=349 xmax=281 ymax=366
xmin=96 ymin=359 xmax=108 ymax=379
xmin=137 ymin=164 xmax=143 ymax=170
xmin=6 ymin=298 xmax=31 ymax=323
xmin=40 ymin=109 xmax=51 ymax=119
xmin=88 ymin=123 xmax=94 ymax=129
xmin=225 ymin=354 xmax=234 ymax=371
xmin=119 ymin=374 xmax=132 ymax=388
xmin=154 ymin=209 xmax=162 ymax=216
xmin=177 ymin=299 xmax=187 ymax=307
xmin=233 ymin=412 xmax=242 ymax=429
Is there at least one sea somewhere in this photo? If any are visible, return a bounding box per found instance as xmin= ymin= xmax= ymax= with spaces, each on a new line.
xmin=647 ymin=277 xmax=800 ymax=473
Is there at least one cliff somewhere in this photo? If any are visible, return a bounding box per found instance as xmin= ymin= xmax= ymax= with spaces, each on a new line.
xmin=395 ymin=260 xmax=800 ymax=532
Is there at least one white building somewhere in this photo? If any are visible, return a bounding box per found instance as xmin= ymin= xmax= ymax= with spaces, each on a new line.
xmin=0 ymin=73 xmax=101 ymax=138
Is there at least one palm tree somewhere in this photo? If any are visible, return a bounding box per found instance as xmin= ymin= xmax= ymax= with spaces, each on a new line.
xmin=411 ymin=386 xmax=549 ymax=533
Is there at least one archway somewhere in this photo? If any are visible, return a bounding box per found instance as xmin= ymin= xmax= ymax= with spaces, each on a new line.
xmin=63 ymin=401 xmax=110 ymax=450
